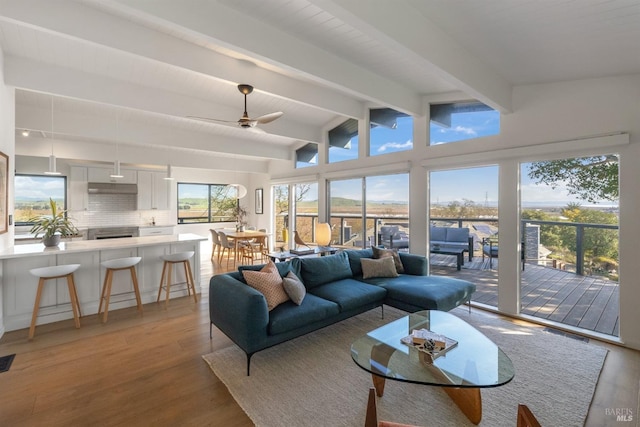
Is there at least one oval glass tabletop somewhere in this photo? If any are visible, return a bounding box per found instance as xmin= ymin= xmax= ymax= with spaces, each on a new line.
xmin=350 ymin=310 xmax=514 ymax=388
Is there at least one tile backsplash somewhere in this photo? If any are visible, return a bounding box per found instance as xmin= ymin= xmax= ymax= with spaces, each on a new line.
xmin=70 ymin=193 xmax=173 ymax=228
xmin=88 ymin=193 xmax=136 ymax=212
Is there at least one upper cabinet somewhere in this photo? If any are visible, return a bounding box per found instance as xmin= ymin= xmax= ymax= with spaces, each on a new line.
xmin=87 ymin=167 xmax=137 ymax=184
xmin=137 ymin=171 xmax=170 ymax=210
xmin=69 ymin=166 xmax=88 ymax=211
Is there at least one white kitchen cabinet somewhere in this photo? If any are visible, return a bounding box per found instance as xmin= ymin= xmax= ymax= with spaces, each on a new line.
xmin=137 ymin=171 xmax=170 ymax=210
xmin=0 ymin=234 xmax=206 ymax=332
xmin=139 ymin=226 xmax=174 ymax=236
xmin=87 ymin=166 xmax=137 ymax=184
xmin=69 ymin=166 xmax=88 ymax=211
xmin=3 ymin=251 xmax=99 ymax=325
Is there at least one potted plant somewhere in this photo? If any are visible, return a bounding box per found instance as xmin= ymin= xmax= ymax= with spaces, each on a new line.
xmin=234 ymin=204 xmax=249 ymax=232
xmin=29 ymin=198 xmax=79 ymax=247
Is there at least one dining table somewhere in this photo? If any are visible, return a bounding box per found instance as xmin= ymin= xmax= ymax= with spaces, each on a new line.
xmin=222 ymin=230 xmax=270 ymax=266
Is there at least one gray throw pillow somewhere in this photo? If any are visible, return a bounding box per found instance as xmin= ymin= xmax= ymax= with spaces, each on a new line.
xmin=361 ymin=256 xmax=399 ymax=279
xmin=282 ymin=271 xmax=306 ymax=305
xmin=372 ymin=246 xmax=405 ymax=273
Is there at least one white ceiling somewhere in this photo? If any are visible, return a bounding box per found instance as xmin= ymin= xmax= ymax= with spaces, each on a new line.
xmin=2 ymin=0 xmax=639 ymax=166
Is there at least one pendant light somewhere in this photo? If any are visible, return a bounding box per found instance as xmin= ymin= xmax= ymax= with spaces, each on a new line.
xmin=110 ymin=112 xmax=124 ymax=179
xmin=226 ymin=153 xmax=247 ymax=198
xmin=44 ymin=96 xmax=61 ymax=175
xmin=163 ymin=164 xmax=174 ymax=180
xmin=163 ymin=148 xmax=174 ymax=180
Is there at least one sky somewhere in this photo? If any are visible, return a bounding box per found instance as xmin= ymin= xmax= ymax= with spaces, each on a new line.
xmin=327 ymin=107 xmax=617 ymax=208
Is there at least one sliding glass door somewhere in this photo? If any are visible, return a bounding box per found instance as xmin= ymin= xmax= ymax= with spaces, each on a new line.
xmin=429 ymin=166 xmax=499 ymax=307
xmin=520 ymin=155 xmax=619 ymax=336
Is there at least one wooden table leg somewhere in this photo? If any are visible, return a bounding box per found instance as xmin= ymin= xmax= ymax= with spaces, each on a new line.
xmin=370 ymin=343 xmax=396 ymax=397
xmin=442 ymin=387 xmax=482 ymax=425
xmin=372 ymin=374 xmax=386 ymax=397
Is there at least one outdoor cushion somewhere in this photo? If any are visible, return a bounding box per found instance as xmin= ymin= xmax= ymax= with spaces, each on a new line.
xmin=446 ymin=227 xmax=470 ymax=243
xmin=299 ymin=251 xmax=352 ymax=289
xmin=483 ymin=243 xmax=499 ymax=257
xmin=430 ymin=226 xmax=447 ymax=241
xmin=268 ymin=294 xmax=340 ymax=335
xmin=309 ymin=278 xmax=387 ymax=312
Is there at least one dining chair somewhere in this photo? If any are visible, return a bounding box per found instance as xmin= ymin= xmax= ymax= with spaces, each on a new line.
xmin=210 ymin=229 xmax=222 ymax=262
xmin=217 ymin=231 xmax=237 ymax=267
xmin=240 ymin=229 xmax=269 ymax=264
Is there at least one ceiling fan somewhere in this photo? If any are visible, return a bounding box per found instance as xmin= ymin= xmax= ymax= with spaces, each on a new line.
xmin=188 ymin=84 xmax=283 ymax=132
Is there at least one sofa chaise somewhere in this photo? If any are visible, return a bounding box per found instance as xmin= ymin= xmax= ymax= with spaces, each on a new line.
xmin=209 ymin=249 xmax=476 ymax=374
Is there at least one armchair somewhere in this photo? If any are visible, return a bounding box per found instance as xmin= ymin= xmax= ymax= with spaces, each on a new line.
xmin=378 ymin=225 xmax=409 ymax=250
xmin=482 ymin=237 xmax=526 ymax=270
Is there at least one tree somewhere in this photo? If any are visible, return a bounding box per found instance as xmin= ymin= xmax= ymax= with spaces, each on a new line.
xmin=527 ymin=155 xmax=618 ymax=203
xmin=274 ymin=183 xmax=313 ymax=241
xmin=560 ymin=204 xmax=618 ymax=259
xmin=521 ymin=209 xmax=562 ymax=248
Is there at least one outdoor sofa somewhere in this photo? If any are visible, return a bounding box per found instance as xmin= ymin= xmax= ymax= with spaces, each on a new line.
xmin=209 ymin=248 xmax=476 ymax=374
xmin=430 ymin=226 xmax=474 ymax=261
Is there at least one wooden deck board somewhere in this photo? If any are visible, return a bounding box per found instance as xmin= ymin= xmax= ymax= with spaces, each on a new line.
xmin=431 ymin=256 xmax=619 ymax=337
xmin=579 ymin=281 xmax=615 ymax=332
xmin=595 ymin=283 xmax=620 ymax=336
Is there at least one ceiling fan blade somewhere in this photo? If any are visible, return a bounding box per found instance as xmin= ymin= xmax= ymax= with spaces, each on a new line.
xmin=187 ymin=115 xmax=237 ymax=124
xmin=254 ymin=111 xmax=283 ymax=124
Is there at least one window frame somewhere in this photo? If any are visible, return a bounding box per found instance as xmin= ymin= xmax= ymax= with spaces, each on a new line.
xmin=177 ymin=182 xmax=238 ymax=224
xmin=14 ymin=174 xmax=68 ymax=226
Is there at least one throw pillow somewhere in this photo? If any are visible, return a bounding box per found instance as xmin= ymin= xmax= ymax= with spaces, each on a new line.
xmin=242 ymin=261 xmax=290 ymax=311
xmin=361 ymin=256 xmax=399 ymax=279
xmin=282 ymin=271 xmax=306 ymax=305
xmin=372 ymin=246 xmax=405 ymax=273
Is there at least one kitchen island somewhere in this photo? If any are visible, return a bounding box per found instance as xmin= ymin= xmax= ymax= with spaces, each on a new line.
xmin=0 ymin=233 xmax=207 ymax=333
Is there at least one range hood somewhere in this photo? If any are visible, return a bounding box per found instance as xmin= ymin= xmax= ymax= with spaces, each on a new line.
xmin=88 ymin=182 xmax=138 ymax=194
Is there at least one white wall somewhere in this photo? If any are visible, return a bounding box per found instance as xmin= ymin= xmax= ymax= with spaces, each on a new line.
xmin=269 ymin=74 xmax=640 ymax=350
xmin=0 ymin=47 xmax=16 ymax=337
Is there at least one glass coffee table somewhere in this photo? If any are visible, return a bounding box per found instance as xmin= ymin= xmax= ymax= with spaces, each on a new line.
xmin=351 ymin=310 xmax=514 ymax=424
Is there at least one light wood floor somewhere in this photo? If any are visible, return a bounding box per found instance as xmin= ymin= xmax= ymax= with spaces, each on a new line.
xmin=0 ymin=247 xmax=638 ymax=426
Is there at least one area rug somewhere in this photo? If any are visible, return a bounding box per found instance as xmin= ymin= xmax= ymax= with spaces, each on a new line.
xmin=203 ymin=306 xmax=607 ymax=426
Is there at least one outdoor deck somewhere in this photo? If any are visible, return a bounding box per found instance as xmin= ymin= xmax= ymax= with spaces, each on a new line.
xmin=430 ymin=254 xmax=620 ymax=337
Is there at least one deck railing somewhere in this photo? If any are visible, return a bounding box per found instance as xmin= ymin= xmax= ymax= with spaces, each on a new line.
xmin=288 ymin=214 xmax=618 ymax=277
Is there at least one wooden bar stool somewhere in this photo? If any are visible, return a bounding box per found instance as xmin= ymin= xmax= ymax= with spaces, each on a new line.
xmin=98 ymin=257 xmax=143 ymax=323
xmin=157 ymin=251 xmax=198 ymax=308
xmin=28 ymin=264 xmax=82 ymax=339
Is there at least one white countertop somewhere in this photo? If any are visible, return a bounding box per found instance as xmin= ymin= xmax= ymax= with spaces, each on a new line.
xmin=0 ymin=233 xmax=207 ymax=260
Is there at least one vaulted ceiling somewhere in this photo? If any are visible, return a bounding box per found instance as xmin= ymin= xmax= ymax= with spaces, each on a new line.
xmin=3 ymin=0 xmax=639 ymax=166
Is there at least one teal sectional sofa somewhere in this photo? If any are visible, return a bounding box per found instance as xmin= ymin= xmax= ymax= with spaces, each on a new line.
xmin=209 ymin=249 xmax=475 ymax=374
